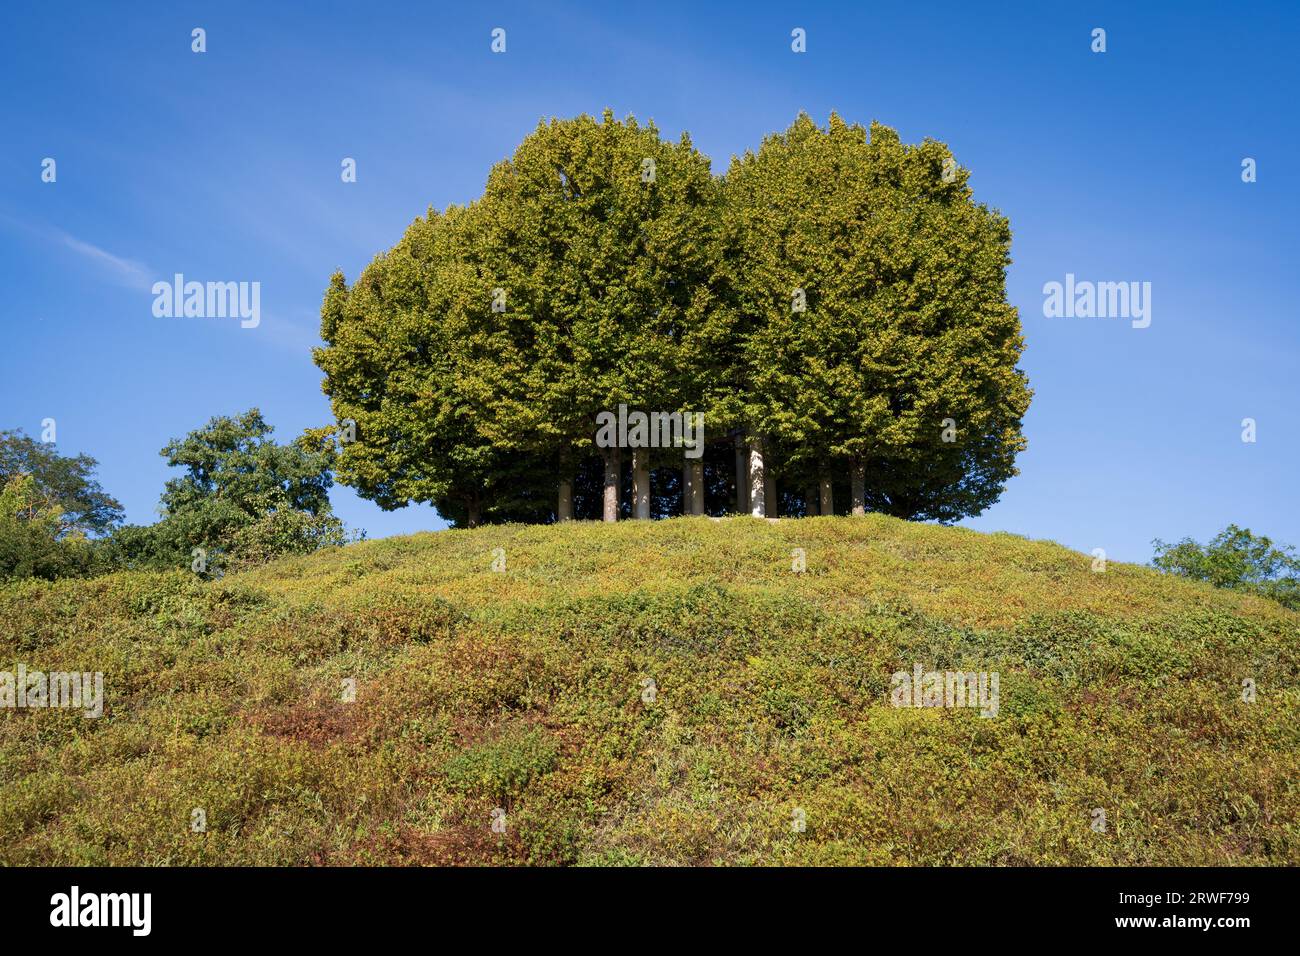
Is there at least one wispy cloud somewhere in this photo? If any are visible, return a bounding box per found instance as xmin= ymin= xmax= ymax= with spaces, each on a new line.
xmin=57 ymin=232 xmax=155 ymax=291
xmin=0 ymin=212 xmax=157 ymax=292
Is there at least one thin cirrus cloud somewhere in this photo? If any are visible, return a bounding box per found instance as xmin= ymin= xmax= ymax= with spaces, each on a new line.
xmin=0 ymin=212 xmax=156 ymax=293
xmin=5 ymin=214 xmax=321 ymax=357
xmin=57 ymin=231 xmax=155 ymax=292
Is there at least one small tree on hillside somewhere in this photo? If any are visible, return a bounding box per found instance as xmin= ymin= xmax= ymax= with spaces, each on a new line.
xmin=0 ymin=431 xmax=122 ymax=581
xmin=1153 ymin=525 xmax=1300 ymax=611
xmin=111 ymin=409 xmax=349 ymax=570
xmin=0 ymin=429 xmax=124 ymax=537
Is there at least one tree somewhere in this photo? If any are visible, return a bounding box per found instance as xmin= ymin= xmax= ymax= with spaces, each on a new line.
xmin=0 ymin=431 xmax=121 ymax=582
xmin=316 ymin=111 xmax=730 ymax=526
xmin=454 ymin=111 xmax=730 ymax=522
xmin=723 ymin=114 xmax=1031 ymax=520
xmin=0 ymin=429 xmax=123 ymax=536
xmin=1153 ymin=525 xmax=1300 ymax=611
xmin=0 ymin=474 xmax=96 ymax=581
xmin=314 ymin=203 xmax=551 ymax=527
xmin=314 ymin=112 xmax=1031 ymax=528
xmin=111 ymin=409 xmax=350 ymax=571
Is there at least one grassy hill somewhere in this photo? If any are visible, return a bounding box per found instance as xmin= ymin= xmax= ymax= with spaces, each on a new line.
xmin=2 ymin=515 xmax=1298 ymax=865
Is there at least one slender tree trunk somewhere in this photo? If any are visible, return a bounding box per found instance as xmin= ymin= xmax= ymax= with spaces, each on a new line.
xmin=680 ymin=460 xmax=688 ymax=516
xmin=765 ymin=472 xmax=777 ymax=518
xmin=557 ymin=479 xmax=573 ymax=522
xmin=748 ymin=438 xmax=766 ymax=518
xmin=819 ymin=472 xmax=834 ymax=517
xmin=684 ymin=454 xmax=705 ymax=516
xmin=602 ymin=448 xmax=621 ymax=522
xmin=734 ymin=433 xmax=748 ymax=515
xmin=686 ymin=457 xmax=707 ymax=515
xmin=806 ymin=486 xmax=819 ymax=517
xmin=632 ymin=448 xmax=651 ymax=519
xmin=851 ymin=460 xmax=866 ymax=516
xmin=466 ymin=494 xmax=482 ymax=529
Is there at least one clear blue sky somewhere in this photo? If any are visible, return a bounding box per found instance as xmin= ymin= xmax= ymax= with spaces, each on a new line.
xmin=1 ymin=1 xmax=1296 ymax=562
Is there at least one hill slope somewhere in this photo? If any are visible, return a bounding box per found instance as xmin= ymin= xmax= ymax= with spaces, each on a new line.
xmin=2 ymin=515 xmax=1298 ymax=865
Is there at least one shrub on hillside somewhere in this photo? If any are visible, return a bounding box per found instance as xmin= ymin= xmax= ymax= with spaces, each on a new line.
xmin=443 ymin=725 xmax=561 ymax=804
xmin=222 ymin=506 xmax=355 ymax=568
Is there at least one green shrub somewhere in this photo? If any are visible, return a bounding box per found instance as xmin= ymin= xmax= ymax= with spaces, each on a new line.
xmin=443 ymin=725 xmax=561 ymax=803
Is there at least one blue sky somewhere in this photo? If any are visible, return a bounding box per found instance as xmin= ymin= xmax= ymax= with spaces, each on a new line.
xmin=1 ymin=1 xmax=1296 ymax=562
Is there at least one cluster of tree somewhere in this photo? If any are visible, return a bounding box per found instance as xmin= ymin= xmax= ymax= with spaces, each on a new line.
xmin=314 ymin=111 xmax=1031 ymax=527
xmin=0 ymin=430 xmax=123 ymax=580
xmin=0 ymin=411 xmax=354 ymax=583
xmin=1153 ymin=525 xmax=1300 ymax=612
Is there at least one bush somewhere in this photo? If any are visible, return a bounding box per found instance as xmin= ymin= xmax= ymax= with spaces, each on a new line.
xmin=223 ymin=508 xmax=356 ymax=568
xmin=443 ymin=725 xmax=561 ymax=803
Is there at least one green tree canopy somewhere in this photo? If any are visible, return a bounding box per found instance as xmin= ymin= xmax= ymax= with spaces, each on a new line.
xmin=723 ymin=113 xmax=1030 ymax=519
xmin=314 ymin=203 xmax=543 ymax=526
xmin=316 ymin=111 xmax=731 ymax=524
xmin=0 ymin=431 xmax=121 ymax=582
xmin=315 ymin=112 xmax=1031 ymax=527
xmin=0 ymin=429 xmax=123 ymax=536
xmin=0 ymin=474 xmax=96 ymax=581
xmin=109 ymin=408 xmax=350 ymax=572
xmin=466 ymin=110 xmax=731 ymax=455
xmin=1153 ymin=525 xmax=1300 ymax=611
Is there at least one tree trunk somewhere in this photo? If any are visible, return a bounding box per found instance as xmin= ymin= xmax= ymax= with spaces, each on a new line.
xmin=734 ymin=433 xmax=748 ymax=515
xmin=685 ymin=454 xmax=705 ymax=516
xmin=466 ymin=494 xmax=482 ymax=529
xmin=632 ymin=448 xmax=651 ymax=519
xmin=851 ymin=460 xmax=865 ymax=516
xmin=680 ymin=460 xmax=688 ymax=516
xmin=765 ymin=472 xmax=777 ymax=518
xmin=819 ymin=473 xmax=834 ymax=517
xmin=748 ymin=438 xmax=766 ymax=518
xmin=557 ymin=479 xmax=573 ymax=521
xmin=602 ymin=448 xmax=621 ymax=522
xmin=806 ymin=486 xmax=819 ymax=517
